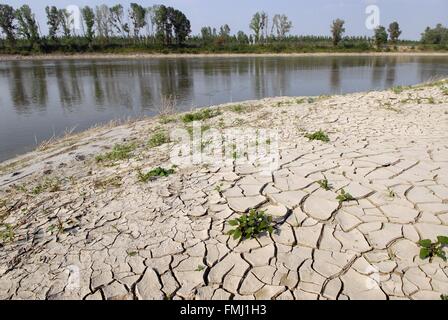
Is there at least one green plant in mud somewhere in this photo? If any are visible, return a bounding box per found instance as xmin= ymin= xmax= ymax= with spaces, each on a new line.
xmin=305 ymin=130 xmax=330 ymax=142
xmin=317 ymin=179 xmax=332 ymax=191
xmin=227 ymin=209 xmax=274 ymax=241
xmin=229 ymin=104 xmax=245 ymax=113
xmin=418 ymin=236 xmax=448 ymax=262
xmin=95 ymin=142 xmax=137 ymax=164
xmin=31 ymin=177 xmax=61 ymax=195
xmin=137 ymin=167 xmax=175 ymax=183
xmin=336 ymin=189 xmax=355 ymax=203
xmin=195 ymin=265 xmax=205 ymax=272
xmin=148 ymin=131 xmax=170 ymax=148
xmin=181 ymin=109 xmax=221 ymax=123
xmin=0 ymin=224 xmax=15 ymax=243
xmin=391 ymin=86 xmax=405 ymax=94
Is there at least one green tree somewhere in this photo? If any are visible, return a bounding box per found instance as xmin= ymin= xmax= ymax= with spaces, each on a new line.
xmin=374 ymin=25 xmax=388 ymax=48
xmin=0 ymin=4 xmax=16 ymax=45
xmin=110 ymin=4 xmax=129 ymax=37
xmin=58 ymin=9 xmax=71 ymax=37
xmin=219 ymin=24 xmax=231 ymax=38
xmin=388 ymin=21 xmax=402 ymax=45
xmin=421 ymin=24 xmax=448 ymax=45
xmin=331 ymin=19 xmax=345 ymax=46
xmin=236 ymin=31 xmax=249 ymax=44
xmin=129 ymin=3 xmax=146 ymax=37
xmin=81 ymin=6 xmax=95 ymax=42
xmin=250 ymin=12 xmax=262 ymax=43
xmin=95 ymin=5 xmax=111 ymax=39
xmin=272 ymin=14 xmax=292 ymax=39
xmin=169 ymin=8 xmax=191 ymax=45
xmin=15 ymin=5 xmax=40 ymax=42
xmin=45 ymin=6 xmax=60 ymax=40
xmin=154 ymin=5 xmax=170 ymax=44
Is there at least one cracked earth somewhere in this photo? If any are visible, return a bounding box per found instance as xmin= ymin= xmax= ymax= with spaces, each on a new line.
xmin=0 ymin=81 xmax=447 ymax=300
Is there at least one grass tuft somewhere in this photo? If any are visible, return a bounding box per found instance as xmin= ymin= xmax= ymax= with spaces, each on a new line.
xmin=305 ymin=130 xmax=330 ymax=142
xmin=96 ymin=143 xmax=137 ymax=164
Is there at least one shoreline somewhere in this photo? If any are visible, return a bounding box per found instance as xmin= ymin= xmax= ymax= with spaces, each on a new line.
xmin=1 ymin=51 xmax=448 ymax=61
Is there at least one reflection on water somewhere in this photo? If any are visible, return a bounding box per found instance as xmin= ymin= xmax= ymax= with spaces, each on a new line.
xmin=0 ymin=55 xmax=448 ymax=161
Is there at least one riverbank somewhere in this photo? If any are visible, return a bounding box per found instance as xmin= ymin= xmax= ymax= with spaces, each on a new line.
xmin=0 ymin=81 xmax=447 ymax=300
xmin=2 ymin=51 xmax=448 ymax=61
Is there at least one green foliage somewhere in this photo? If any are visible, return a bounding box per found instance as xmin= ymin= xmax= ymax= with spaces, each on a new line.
xmin=331 ymin=19 xmax=345 ymax=46
xmin=95 ymin=143 xmax=136 ymax=164
xmin=421 ymin=24 xmax=448 ymax=45
xmin=441 ymin=294 xmax=448 ymax=300
xmin=148 ymin=131 xmax=170 ymax=148
xmin=181 ymin=109 xmax=221 ymax=123
xmin=137 ymin=167 xmax=175 ymax=182
xmin=195 ymin=265 xmax=205 ymax=272
xmin=336 ymin=189 xmax=355 ymax=203
xmin=0 ymin=223 xmax=15 ymax=243
xmin=81 ymin=6 xmax=95 ymax=42
xmin=305 ymin=130 xmax=330 ymax=142
xmin=0 ymin=4 xmax=16 ymax=45
xmin=227 ymin=209 xmax=274 ymax=240
xmin=374 ymin=26 xmax=388 ymax=48
xmin=388 ymin=22 xmax=402 ymax=44
xmin=418 ymin=236 xmax=448 ymax=262
xmin=15 ymin=5 xmax=40 ymax=43
xmin=391 ymin=86 xmax=405 ymax=94
xmin=229 ymin=104 xmax=245 ymax=113
xmin=317 ymin=179 xmax=332 ymax=191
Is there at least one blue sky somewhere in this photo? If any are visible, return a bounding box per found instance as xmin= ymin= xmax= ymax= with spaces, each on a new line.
xmin=4 ymin=0 xmax=448 ymax=40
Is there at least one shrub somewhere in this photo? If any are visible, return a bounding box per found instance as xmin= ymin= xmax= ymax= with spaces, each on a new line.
xmin=227 ymin=209 xmax=274 ymax=240
xmin=181 ymin=109 xmax=221 ymax=123
xmin=138 ymin=167 xmax=175 ymax=182
xmin=305 ymin=130 xmax=330 ymax=142
xmin=418 ymin=236 xmax=448 ymax=262
xmin=95 ymin=143 xmax=136 ymax=164
xmin=148 ymin=131 xmax=170 ymax=148
xmin=336 ymin=189 xmax=355 ymax=203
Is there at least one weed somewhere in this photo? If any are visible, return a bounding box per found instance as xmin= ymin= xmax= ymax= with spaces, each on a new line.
xmin=47 ymin=218 xmax=65 ymax=235
xmin=159 ymin=115 xmax=177 ymax=124
xmin=427 ymin=97 xmax=435 ymax=104
xmin=227 ymin=209 xmax=274 ymax=240
xmin=127 ymin=251 xmax=138 ymax=257
xmin=336 ymin=189 xmax=355 ymax=203
xmin=95 ymin=143 xmax=136 ymax=164
xmin=229 ymin=104 xmax=245 ymax=113
xmin=305 ymin=130 xmax=330 ymax=142
xmin=181 ymin=109 xmax=221 ymax=123
xmin=307 ymin=97 xmax=315 ymax=103
xmin=148 ymin=131 xmax=170 ymax=148
xmin=387 ymin=188 xmax=396 ymax=198
xmin=195 ymin=265 xmax=205 ymax=272
xmin=441 ymin=294 xmax=448 ymax=300
xmin=418 ymin=236 xmax=448 ymax=262
xmin=317 ymin=179 xmax=332 ymax=191
xmin=0 ymin=224 xmax=15 ymax=243
xmin=137 ymin=167 xmax=175 ymax=183
xmin=391 ymin=86 xmax=405 ymax=94
xmin=31 ymin=177 xmax=61 ymax=195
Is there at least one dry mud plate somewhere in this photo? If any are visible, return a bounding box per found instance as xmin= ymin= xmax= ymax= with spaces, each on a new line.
xmin=0 ymin=82 xmax=448 ymax=300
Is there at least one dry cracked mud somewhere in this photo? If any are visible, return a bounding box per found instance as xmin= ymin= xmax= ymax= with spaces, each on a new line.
xmin=0 ymin=81 xmax=447 ymax=300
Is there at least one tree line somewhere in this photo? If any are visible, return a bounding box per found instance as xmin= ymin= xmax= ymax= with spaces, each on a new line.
xmin=0 ymin=3 xmax=445 ymax=54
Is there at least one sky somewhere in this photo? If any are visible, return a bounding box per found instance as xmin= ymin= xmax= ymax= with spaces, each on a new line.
xmin=3 ymin=0 xmax=448 ymax=40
